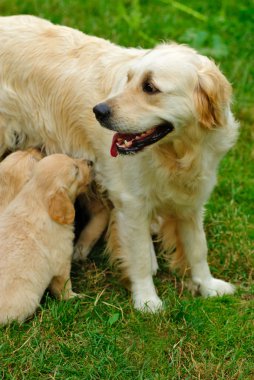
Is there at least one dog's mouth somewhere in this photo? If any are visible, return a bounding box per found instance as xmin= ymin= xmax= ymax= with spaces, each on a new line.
xmin=110 ymin=122 xmax=174 ymax=157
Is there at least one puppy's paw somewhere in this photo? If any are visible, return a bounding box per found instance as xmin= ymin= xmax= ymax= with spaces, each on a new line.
xmin=198 ymin=278 xmax=235 ymax=297
xmin=71 ymin=292 xmax=86 ymax=299
xmin=69 ymin=291 xmax=79 ymax=298
xmin=73 ymin=243 xmax=90 ymax=262
xmin=64 ymin=291 xmax=86 ymax=300
xmin=61 ymin=290 xmax=78 ymax=300
xmin=133 ymin=294 xmax=163 ymax=313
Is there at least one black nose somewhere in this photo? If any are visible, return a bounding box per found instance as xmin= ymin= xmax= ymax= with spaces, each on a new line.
xmin=93 ymin=103 xmax=111 ymax=122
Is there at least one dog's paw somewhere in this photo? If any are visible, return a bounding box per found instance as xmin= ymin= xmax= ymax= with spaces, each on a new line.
xmin=198 ymin=278 xmax=235 ymax=297
xmin=72 ymin=243 xmax=90 ymax=262
xmin=133 ymin=294 xmax=163 ymax=313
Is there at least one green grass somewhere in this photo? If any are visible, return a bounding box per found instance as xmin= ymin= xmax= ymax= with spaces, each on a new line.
xmin=0 ymin=1 xmax=253 ymax=379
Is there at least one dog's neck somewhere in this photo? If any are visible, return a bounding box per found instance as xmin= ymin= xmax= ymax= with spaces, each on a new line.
xmin=152 ymin=123 xmax=206 ymax=173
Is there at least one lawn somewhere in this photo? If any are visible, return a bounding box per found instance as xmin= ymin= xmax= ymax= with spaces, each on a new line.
xmin=0 ymin=1 xmax=253 ymax=379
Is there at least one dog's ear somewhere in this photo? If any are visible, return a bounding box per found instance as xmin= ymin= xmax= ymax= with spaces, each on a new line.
xmin=194 ymin=60 xmax=232 ymax=129
xmin=48 ymin=188 xmax=75 ymax=225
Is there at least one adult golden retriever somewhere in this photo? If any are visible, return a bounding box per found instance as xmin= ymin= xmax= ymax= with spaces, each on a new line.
xmin=0 ymin=154 xmax=92 ymax=324
xmin=0 ymin=15 xmax=239 ymax=311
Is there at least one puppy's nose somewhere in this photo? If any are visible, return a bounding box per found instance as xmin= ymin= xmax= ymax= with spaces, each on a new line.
xmin=93 ymin=103 xmax=111 ymax=121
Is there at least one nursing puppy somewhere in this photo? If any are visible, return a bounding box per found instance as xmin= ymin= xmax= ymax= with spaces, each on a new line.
xmin=0 ymin=16 xmax=239 ymax=311
xmin=0 ymin=149 xmax=42 ymax=212
xmin=0 ymin=154 xmax=92 ymax=324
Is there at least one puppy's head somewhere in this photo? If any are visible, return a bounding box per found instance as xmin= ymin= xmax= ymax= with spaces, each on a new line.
xmin=33 ymin=154 xmax=92 ymax=225
xmin=93 ymin=44 xmax=233 ymax=157
xmin=0 ymin=149 xmax=43 ymax=209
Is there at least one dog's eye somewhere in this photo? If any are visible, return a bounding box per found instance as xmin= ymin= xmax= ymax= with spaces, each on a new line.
xmin=142 ymin=81 xmax=159 ymax=94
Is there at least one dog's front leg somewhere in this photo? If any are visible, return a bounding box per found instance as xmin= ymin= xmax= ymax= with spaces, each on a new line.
xmin=110 ymin=205 xmax=163 ymax=312
xmin=178 ymin=212 xmax=235 ymax=296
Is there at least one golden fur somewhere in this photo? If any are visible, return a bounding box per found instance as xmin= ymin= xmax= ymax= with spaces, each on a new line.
xmin=0 ymin=16 xmax=239 ymax=311
xmin=0 ymin=149 xmax=42 ymax=212
xmin=0 ymin=154 xmax=92 ymax=324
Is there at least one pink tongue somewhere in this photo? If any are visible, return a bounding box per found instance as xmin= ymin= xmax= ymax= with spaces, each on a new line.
xmin=110 ymin=134 xmax=119 ymax=157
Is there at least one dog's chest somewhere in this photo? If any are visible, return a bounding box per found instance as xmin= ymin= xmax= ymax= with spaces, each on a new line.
xmin=95 ymin=148 xmax=216 ymax=215
xmin=143 ymin=169 xmax=197 ymax=209
xmin=130 ymin=158 xmax=214 ymax=213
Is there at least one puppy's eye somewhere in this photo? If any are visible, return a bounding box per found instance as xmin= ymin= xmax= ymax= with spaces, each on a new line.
xmin=142 ymin=81 xmax=159 ymax=94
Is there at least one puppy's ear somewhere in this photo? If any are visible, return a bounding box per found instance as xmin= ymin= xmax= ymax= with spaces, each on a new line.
xmin=48 ymin=188 xmax=75 ymax=225
xmin=194 ymin=60 xmax=232 ymax=128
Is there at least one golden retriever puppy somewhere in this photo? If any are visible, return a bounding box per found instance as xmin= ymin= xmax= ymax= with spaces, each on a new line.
xmin=0 ymin=15 xmax=239 ymax=312
xmin=0 ymin=149 xmax=42 ymax=212
xmin=0 ymin=154 xmax=92 ymax=324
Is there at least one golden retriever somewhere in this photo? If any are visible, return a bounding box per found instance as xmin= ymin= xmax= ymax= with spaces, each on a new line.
xmin=0 ymin=15 xmax=239 ymax=311
xmin=0 ymin=154 xmax=92 ymax=324
xmin=0 ymin=149 xmax=42 ymax=212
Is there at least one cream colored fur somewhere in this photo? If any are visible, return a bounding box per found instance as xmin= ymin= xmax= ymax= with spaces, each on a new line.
xmin=0 ymin=15 xmax=239 ymax=312
xmin=0 ymin=149 xmax=42 ymax=212
xmin=0 ymin=154 xmax=92 ymax=324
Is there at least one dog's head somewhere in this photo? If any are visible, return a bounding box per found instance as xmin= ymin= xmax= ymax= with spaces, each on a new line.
xmin=93 ymin=44 xmax=232 ymax=157
xmin=32 ymin=154 xmax=93 ymax=225
xmin=0 ymin=149 xmax=43 ymax=210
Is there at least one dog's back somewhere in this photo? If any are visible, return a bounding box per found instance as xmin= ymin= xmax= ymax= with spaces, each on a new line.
xmin=0 ymin=15 xmax=143 ymax=158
